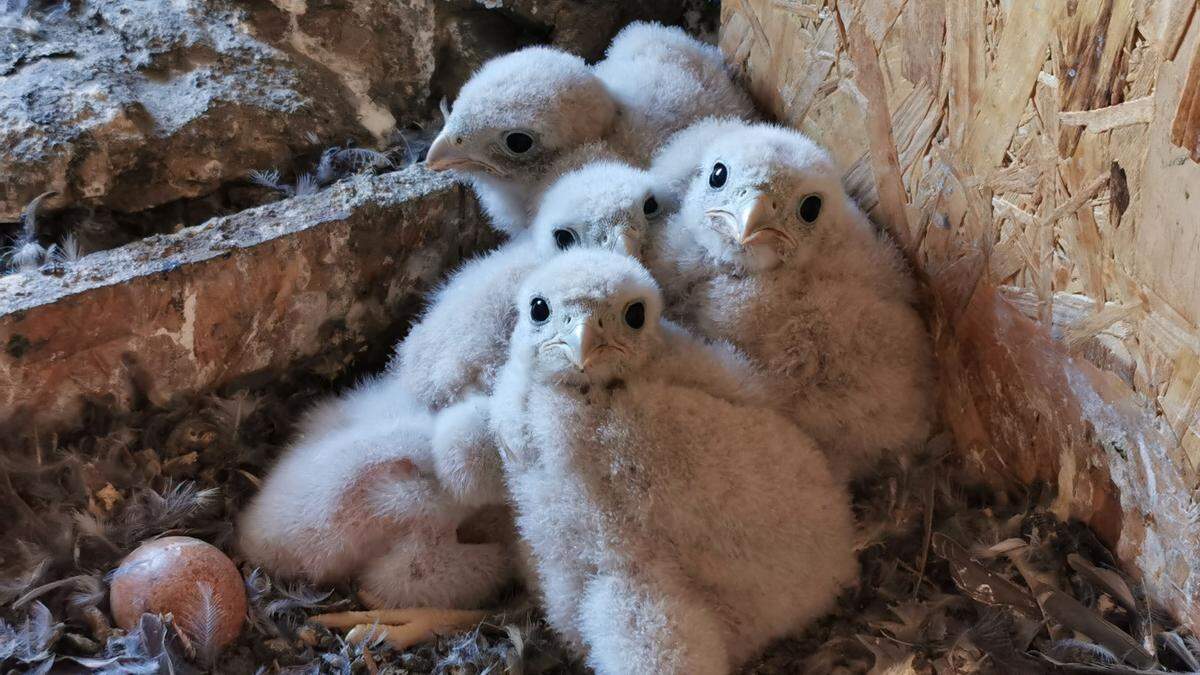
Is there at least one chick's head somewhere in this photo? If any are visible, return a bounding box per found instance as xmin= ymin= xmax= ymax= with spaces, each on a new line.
xmin=531 ymin=161 xmax=674 ymax=261
xmin=680 ymin=124 xmax=848 ymax=273
xmin=512 ymin=250 xmax=663 ymax=388
xmin=426 ymin=47 xmax=617 ymax=186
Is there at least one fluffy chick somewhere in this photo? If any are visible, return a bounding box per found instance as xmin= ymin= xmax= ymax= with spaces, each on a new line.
xmin=529 ymin=159 xmax=677 ymax=260
xmin=236 ymin=381 xmax=509 ymax=609
xmin=239 ymin=161 xmax=685 ymax=601
xmin=394 ymin=159 xmax=675 ymax=411
xmin=394 ymin=159 xmax=679 ymax=506
xmin=648 ymin=116 xmax=748 ymax=200
xmin=426 ymin=26 xmax=754 ymax=234
xmin=650 ymin=121 xmax=933 ymax=480
xmin=425 ymin=47 xmax=619 ymax=234
xmin=593 ymin=23 xmax=756 ymax=164
xmin=490 ymin=250 xmax=857 ymax=675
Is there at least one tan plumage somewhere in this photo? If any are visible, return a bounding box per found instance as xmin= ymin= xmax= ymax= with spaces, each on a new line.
xmin=490 ymin=250 xmax=857 ymax=674
xmin=650 ymin=121 xmax=934 ymax=480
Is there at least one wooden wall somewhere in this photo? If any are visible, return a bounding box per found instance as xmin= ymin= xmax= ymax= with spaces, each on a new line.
xmin=720 ymin=0 xmax=1200 ymax=630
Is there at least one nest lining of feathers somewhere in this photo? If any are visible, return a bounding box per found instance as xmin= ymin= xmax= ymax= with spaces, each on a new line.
xmin=2 ymin=379 xmax=1198 ymax=674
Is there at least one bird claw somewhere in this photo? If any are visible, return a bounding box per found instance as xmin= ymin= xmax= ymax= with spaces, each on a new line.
xmin=311 ymin=608 xmax=489 ymax=651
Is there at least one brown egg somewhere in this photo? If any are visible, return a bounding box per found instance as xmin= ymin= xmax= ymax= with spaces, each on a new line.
xmin=109 ymin=536 xmax=247 ymax=651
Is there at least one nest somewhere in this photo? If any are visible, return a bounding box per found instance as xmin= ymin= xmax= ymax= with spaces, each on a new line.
xmin=1 ymin=381 xmax=1196 ymax=674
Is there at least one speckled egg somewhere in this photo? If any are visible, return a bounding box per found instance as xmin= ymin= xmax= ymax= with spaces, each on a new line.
xmin=109 ymin=536 xmax=247 ymax=651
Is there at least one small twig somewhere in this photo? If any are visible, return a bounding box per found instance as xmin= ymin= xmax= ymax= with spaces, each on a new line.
xmin=894 ymin=559 xmax=941 ymax=594
xmin=912 ymin=477 xmax=936 ymax=597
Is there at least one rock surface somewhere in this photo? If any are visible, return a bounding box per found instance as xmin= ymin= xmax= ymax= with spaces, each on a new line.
xmin=0 ymin=0 xmax=702 ymax=228
xmin=0 ymin=0 xmax=364 ymax=221
xmin=240 ymin=0 xmax=442 ymax=143
xmin=0 ymin=166 xmax=498 ymax=433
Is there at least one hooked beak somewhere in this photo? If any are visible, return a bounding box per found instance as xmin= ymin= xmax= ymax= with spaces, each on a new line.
xmin=705 ymin=190 xmax=793 ymax=249
xmin=562 ymin=318 xmax=604 ymax=371
xmin=735 ymin=190 xmax=776 ymax=245
xmin=425 ymin=132 xmax=471 ymax=172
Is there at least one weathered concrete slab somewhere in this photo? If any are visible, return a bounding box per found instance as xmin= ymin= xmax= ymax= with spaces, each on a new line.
xmin=0 ymin=166 xmax=496 ymax=433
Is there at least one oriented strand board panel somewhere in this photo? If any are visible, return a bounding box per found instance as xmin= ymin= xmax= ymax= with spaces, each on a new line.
xmin=721 ymin=0 xmax=1200 ymax=630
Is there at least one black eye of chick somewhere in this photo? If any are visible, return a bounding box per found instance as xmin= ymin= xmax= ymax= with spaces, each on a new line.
xmin=504 ymin=131 xmax=534 ymax=154
xmin=624 ymin=301 xmax=645 ymax=329
xmin=643 ymin=195 xmax=659 ymax=216
xmin=798 ymin=194 xmax=822 ymax=223
xmin=553 ymin=228 xmax=578 ymax=250
xmin=530 ymin=297 xmax=550 ymax=323
xmin=709 ymin=162 xmax=727 ymax=189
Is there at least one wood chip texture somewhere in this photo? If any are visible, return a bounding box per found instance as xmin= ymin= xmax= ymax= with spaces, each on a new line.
xmin=721 ymin=0 xmax=1200 ymax=632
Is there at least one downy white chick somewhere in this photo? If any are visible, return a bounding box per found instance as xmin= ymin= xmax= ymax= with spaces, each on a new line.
xmin=648 ymin=116 xmax=749 ymax=200
xmin=394 ymin=159 xmax=675 ymax=412
xmin=238 ymin=162 xmax=690 ymax=608
xmin=395 ymin=160 xmax=680 ymax=506
xmin=426 ymin=27 xmax=755 ymax=234
xmin=529 ymin=159 xmax=678 ymax=260
xmin=424 ymin=47 xmax=619 ymax=234
xmin=236 ymin=380 xmax=509 ymax=609
xmin=651 ymin=122 xmax=933 ymax=481
xmin=490 ymin=250 xmax=857 ymax=675
xmin=593 ymin=22 xmax=756 ymax=164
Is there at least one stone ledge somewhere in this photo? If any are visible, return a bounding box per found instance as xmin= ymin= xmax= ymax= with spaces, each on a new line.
xmin=0 ymin=166 xmax=495 ymax=432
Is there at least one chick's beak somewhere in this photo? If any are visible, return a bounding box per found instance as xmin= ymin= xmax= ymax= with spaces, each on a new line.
xmin=737 ymin=190 xmax=777 ymax=245
xmin=425 ymin=132 xmax=463 ymax=171
xmin=562 ymin=318 xmax=604 ymax=371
